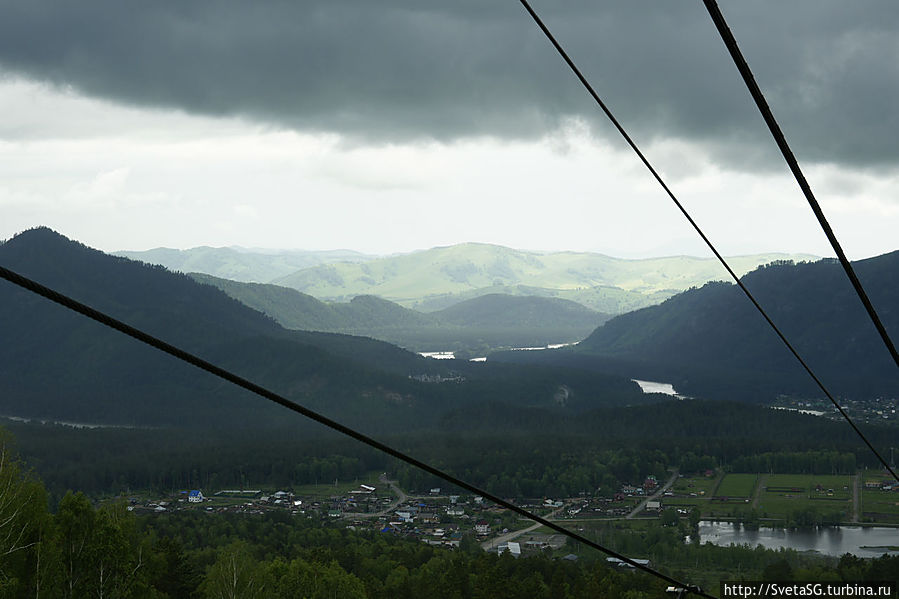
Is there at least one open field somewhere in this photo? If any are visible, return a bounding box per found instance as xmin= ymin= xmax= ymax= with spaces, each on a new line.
xmin=672 ymin=474 xmax=717 ymax=496
xmin=715 ymin=474 xmax=757 ymax=499
xmin=860 ymin=489 xmax=899 ymax=523
xmin=287 ymin=472 xmax=388 ymax=500
xmin=765 ymin=474 xmax=850 ymax=496
xmin=753 ymin=474 xmax=852 ymax=521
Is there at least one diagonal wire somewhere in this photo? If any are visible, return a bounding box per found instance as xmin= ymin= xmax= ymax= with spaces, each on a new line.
xmin=0 ymin=264 xmax=712 ymax=599
xmin=700 ymin=0 xmax=899 ymax=370
xmin=515 ymin=0 xmax=899 ymax=485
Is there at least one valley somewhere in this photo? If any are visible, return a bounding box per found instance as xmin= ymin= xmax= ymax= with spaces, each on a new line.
xmin=1 ymin=227 xmax=897 ymax=595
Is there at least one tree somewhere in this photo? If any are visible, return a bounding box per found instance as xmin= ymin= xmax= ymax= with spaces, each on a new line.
xmin=201 ymin=541 xmax=270 ymax=599
xmin=272 ymin=558 xmax=366 ymax=599
xmin=149 ymin=536 xmax=199 ymax=598
xmin=55 ymin=492 xmax=96 ymax=598
xmin=659 ymin=508 xmax=679 ymax=527
xmin=762 ymin=558 xmax=793 ymax=581
xmin=0 ymin=436 xmax=49 ymax=597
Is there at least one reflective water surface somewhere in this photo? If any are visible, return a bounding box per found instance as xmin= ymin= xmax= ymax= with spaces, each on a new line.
xmin=698 ymin=520 xmax=899 ymax=557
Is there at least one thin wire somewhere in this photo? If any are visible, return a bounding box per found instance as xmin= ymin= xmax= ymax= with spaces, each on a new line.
xmin=0 ymin=264 xmax=711 ymax=598
xmin=700 ymin=0 xmax=899 ymax=370
xmin=516 ymin=0 xmax=899 ymax=485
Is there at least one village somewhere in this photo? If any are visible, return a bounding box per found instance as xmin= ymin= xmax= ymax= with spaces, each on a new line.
xmin=124 ymin=472 xmax=680 ymax=560
xmin=771 ymin=395 xmax=899 ymax=427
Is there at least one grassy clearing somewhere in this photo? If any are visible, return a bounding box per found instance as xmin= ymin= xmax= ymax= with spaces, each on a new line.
xmin=715 ymin=474 xmax=757 ymax=498
xmin=672 ymin=475 xmax=717 ymax=496
xmin=754 ymin=474 xmax=852 ymax=520
xmin=290 ymin=472 xmax=388 ymax=500
xmin=860 ymin=488 xmax=899 ymax=523
xmin=662 ymin=497 xmax=704 ymax=508
xmin=764 ymin=474 xmax=851 ymax=497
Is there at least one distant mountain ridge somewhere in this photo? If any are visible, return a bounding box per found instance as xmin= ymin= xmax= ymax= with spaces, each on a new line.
xmin=494 ymin=254 xmax=899 ymax=402
xmin=118 ymin=242 xmax=816 ymax=314
xmin=272 ymin=243 xmax=816 ymax=314
xmin=114 ymin=246 xmax=373 ymax=283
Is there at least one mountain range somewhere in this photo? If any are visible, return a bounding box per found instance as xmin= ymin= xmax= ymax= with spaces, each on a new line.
xmin=0 ymin=228 xmax=647 ymax=430
xmin=121 ymin=243 xmax=816 ymax=314
xmin=4 ymin=226 xmax=894 ymax=437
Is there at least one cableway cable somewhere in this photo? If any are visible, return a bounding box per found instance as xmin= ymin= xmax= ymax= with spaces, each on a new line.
xmin=0 ymin=264 xmax=713 ymax=599
xmin=700 ymin=0 xmax=899 ymax=370
xmin=515 ymin=0 xmax=899 ymax=485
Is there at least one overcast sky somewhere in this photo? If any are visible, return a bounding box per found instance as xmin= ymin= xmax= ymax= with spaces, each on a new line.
xmin=1 ymin=0 xmax=897 ymax=258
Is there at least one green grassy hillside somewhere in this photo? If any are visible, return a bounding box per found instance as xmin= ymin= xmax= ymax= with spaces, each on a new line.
xmin=115 ymin=246 xmax=372 ymax=283
xmin=273 ymin=242 xmax=815 ymax=313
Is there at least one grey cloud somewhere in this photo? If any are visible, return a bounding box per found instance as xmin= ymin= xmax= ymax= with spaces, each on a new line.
xmin=0 ymin=0 xmax=896 ymax=168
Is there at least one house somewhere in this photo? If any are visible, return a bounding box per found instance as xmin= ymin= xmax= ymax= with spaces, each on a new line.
xmin=188 ymin=490 xmax=204 ymax=503
xmin=475 ymin=520 xmax=490 ymax=535
xmin=419 ymin=512 xmax=440 ymax=524
xmin=646 ymin=500 xmax=661 ymax=511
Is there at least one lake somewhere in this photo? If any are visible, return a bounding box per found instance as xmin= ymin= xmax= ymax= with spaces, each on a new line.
xmin=697 ymin=520 xmax=899 ymax=557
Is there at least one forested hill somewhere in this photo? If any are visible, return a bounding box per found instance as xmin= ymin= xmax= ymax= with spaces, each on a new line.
xmin=435 ymin=293 xmax=607 ymax=329
xmin=571 ymin=255 xmax=899 ymax=401
xmin=190 ymin=274 xmax=609 ymax=352
xmin=0 ymin=228 xmax=438 ymax=428
xmin=491 ymin=254 xmax=898 ymax=402
xmin=0 ymin=228 xmax=647 ymax=429
xmin=188 ymin=273 xmax=434 ymax=331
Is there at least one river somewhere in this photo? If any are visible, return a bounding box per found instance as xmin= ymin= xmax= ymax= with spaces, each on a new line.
xmin=697 ymin=520 xmax=899 ymax=557
xmin=632 ymin=379 xmax=679 ymax=396
xmin=419 ymin=341 xmax=578 ymax=362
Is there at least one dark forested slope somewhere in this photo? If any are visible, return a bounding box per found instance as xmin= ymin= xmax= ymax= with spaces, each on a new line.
xmin=495 ymin=256 xmax=899 ymax=402
xmin=0 ymin=228 xmax=440 ymax=428
xmin=190 ymin=275 xmax=609 ymax=352
xmin=0 ymin=228 xmax=646 ymax=429
xmin=434 ymin=293 xmax=608 ymax=329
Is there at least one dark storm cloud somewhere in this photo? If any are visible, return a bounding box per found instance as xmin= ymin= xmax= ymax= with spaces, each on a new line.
xmin=1 ymin=0 xmax=896 ymax=167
